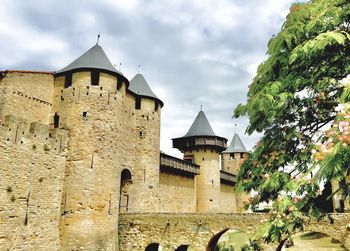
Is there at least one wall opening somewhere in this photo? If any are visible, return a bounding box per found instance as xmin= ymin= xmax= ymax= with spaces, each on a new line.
xmin=64 ymin=73 xmax=72 ymax=88
xmin=53 ymin=113 xmax=59 ymax=128
xmin=135 ymin=97 xmax=141 ymax=110
xmin=207 ymin=229 xmax=251 ymax=251
xmin=91 ymin=70 xmax=100 ymax=86
xmin=175 ymin=245 xmax=192 ymax=251
xmin=120 ymin=169 xmax=132 ymax=213
xmin=145 ymin=243 xmax=162 ymax=251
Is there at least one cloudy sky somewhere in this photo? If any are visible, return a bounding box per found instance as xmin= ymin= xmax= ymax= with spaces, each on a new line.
xmin=0 ymin=0 xmax=299 ymax=158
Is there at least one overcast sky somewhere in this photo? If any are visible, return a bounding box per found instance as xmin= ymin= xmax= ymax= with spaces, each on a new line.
xmin=0 ymin=0 xmax=299 ymax=158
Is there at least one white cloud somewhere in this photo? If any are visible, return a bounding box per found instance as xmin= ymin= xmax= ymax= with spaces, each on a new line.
xmin=0 ymin=0 xmax=300 ymax=156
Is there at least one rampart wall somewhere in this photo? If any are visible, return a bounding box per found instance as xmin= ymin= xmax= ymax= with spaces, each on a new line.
xmin=0 ymin=115 xmax=67 ymax=251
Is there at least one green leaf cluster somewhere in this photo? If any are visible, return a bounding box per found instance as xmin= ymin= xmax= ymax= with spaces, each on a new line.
xmin=234 ymin=0 xmax=350 ymax=249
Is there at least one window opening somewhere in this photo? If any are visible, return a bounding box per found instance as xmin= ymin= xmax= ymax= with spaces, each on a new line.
xmin=64 ymin=73 xmax=72 ymax=88
xmin=91 ymin=70 xmax=100 ymax=86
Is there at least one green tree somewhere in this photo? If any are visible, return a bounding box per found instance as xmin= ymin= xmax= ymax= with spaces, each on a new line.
xmin=234 ymin=0 xmax=350 ymax=250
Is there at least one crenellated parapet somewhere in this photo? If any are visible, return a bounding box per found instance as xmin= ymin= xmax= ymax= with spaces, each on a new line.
xmin=0 ymin=115 xmax=68 ymax=153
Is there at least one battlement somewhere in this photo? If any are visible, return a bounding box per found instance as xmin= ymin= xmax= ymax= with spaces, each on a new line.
xmin=0 ymin=115 xmax=68 ymax=153
xmin=58 ymin=85 xmax=124 ymax=105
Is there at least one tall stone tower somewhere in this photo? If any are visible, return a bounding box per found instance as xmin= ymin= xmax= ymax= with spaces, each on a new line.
xmin=221 ymin=132 xmax=249 ymax=212
xmin=173 ymin=110 xmax=227 ymax=213
xmin=52 ymin=44 xmax=130 ymax=250
xmin=126 ymin=73 xmax=163 ymax=212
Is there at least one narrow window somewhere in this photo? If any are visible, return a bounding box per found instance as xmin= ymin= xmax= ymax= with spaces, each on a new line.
xmin=82 ymin=111 xmax=88 ymax=117
xmin=64 ymin=73 xmax=72 ymax=88
xmin=91 ymin=70 xmax=100 ymax=86
xmin=154 ymin=103 xmax=159 ymax=112
xmin=54 ymin=113 xmax=59 ymax=128
xmin=135 ymin=97 xmax=141 ymax=110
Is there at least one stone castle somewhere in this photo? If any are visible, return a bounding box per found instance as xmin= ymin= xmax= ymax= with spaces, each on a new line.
xmin=0 ymin=43 xmax=250 ymax=250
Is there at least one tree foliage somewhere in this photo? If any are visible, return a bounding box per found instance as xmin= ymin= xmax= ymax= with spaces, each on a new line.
xmin=234 ymin=0 xmax=350 ymax=249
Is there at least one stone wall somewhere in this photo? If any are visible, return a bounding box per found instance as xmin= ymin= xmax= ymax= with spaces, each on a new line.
xmin=118 ymin=213 xmax=268 ymax=251
xmin=0 ymin=116 xmax=67 ymax=251
xmin=119 ymin=213 xmax=350 ymax=251
xmin=158 ymin=173 xmax=196 ymax=213
xmin=0 ymin=71 xmax=54 ymax=124
xmin=219 ymin=184 xmax=237 ymax=213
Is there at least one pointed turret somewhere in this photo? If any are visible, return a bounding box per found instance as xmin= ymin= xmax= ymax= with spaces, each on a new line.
xmin=223 ymin=133 xmax=247 ymax=153
xmin=172 ymin=110 xmax=227 ymax=152
xmin=54 ymin=44 xmax=127 ymax=83
xmin=173 ymin=110 xmax=227 ymax=213
xmin=184 ymin=111 xmax=216 ymax=137
xmin=129 ymin=73 xmax=163 ymax=107
xmin=221 ymin=132 xmax=248 ymax=175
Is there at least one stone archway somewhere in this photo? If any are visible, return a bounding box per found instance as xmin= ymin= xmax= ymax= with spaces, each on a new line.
xmin=145 ymin=242 xmax=162 ymax=251
xmin=207 ymin=228 xmax=229 ymax=251
xmin=207 ymin=228 xmax=252 ymax=251
xmin=175 ymin=244 xmax=191 ymax=251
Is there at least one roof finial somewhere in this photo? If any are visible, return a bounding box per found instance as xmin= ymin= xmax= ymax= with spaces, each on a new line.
xmin=97 ymin=33 xmax=101 ymax=44
xmin=234 ymin=122 xmax=237 ymax=134
xmin=138 ymin=64 xmax=142 ymax=73
xmin=200 ymin=105 xmax=203 ymax=111
xmin=119 ymin=63 xmax=122 ymax=71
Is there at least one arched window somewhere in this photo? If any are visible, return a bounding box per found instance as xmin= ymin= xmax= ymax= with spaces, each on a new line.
xmin=119 ymin=169 xmax=132 ymax=213
xmin=145 ymin=243 xmax=161 ymax=251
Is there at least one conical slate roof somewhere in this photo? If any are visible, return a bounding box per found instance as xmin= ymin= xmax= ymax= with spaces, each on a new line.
xmin=184 ymin=111 xmax=217 ymax=137
xmin=55 ymin=44 xmax=122 ymax=76
xmin=129 ymin=73 xmax=163 ymax=106
xmin=223 ymin=133 xmax=247 ymax=153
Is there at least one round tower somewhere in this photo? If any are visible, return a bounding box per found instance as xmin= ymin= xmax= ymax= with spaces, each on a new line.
xmin=221 ymin=132 xmax=249 ymax=212
xmin=52 ymin=43 xmax=130 ymax=250
xmin=126 ymin=73 xmax=163 ymax=212
xmin=173 ymin=110 xmax=227 ymax=213
xmin=221 ymin=133 xmax=248 ymax=175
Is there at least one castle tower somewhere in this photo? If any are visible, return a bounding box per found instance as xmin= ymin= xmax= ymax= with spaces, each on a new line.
xmin=52 ymin=44 xmax=130 ymax=250
xmin=126 ymin=73 xmax=163 ymax=212
xmin=221 ymin=132 xmax=249 ymax=212
xmin=173 ymin=110 xmax=227 ymax=213
xmin=221 ymin=133 xmax=247 ymax=175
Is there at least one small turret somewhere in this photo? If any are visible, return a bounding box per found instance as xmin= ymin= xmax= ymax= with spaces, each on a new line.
xmin=128 ymin=73 xmax=163 ymax=109
xmin=221 ymin=133 xmax=248 ymax=175
xmin=173 ymin=110 xmax=227 ymax=213
xmin=221 ymin=132 xmax=249 ymax=212
xmin=172 ymin=110 xmax=226 ymax=154
xmin=127 ymin=73 xmax=163 ymax=212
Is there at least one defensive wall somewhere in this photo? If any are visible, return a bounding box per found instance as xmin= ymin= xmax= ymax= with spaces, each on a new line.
xmin=0 ymin=115 xmax=68 ymax=250
xmin=118 ymin=213 xmax=350 ymax=251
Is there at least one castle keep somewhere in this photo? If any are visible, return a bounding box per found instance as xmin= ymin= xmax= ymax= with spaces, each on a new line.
xmin=0 ymin=44 xmax=249 ymax=250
